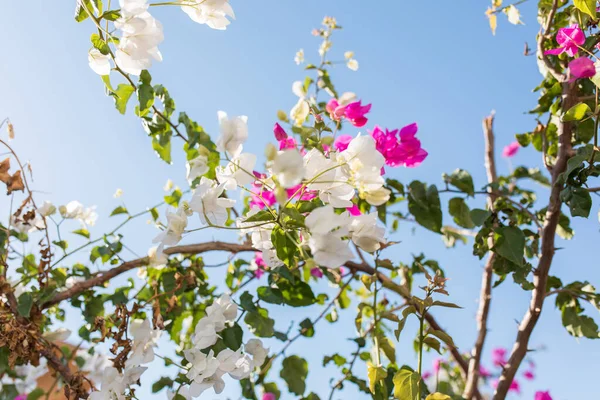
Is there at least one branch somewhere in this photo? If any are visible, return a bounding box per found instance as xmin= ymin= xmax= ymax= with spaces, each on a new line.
xmin=463 ymin=112 xmax=498 ymax=399
xmin=42 ymin=241 xmax=254 ymax=308
xmin=493 ymin=82 xmax=576 ymax=399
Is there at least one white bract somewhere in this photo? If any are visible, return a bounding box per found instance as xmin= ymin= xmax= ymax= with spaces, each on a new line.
xmin=189 ymin=177 xmax=235 ymax=226
xmin=186 ymin=154 xmax=210 ymax=184
xmin=127 ymin=319 xmax=161 ymax=366
xmin=216 ymin=153 xmax=257 ymax=189
xmin=88 ymin=49 xmax=111 ymax=75
xmin=271 ymin=149 xmax=304 ymax=188
xmin=305 ymin=205 xmax=354 ymax=268
xmin=349 ymin=212 xmax=386 ymax=252
xmin=153 ymin=206 xmax=188 ymax=246
xmin=180 ymin=0 xmax=235 ymax=30
xmin=216 ymin=111 xmax=248 ymax=157
xmin=115 ymin=11 xmax=164 ymax=75
xmin=290 ymin=98 xmax=310 ymax=127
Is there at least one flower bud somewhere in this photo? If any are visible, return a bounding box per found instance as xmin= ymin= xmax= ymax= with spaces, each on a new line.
xmin=277 ymin=110 xmax=289 ymax=122
xmin=273 ymin=123 xmax=288 ymax=141
xmin=265 ymin=143 xmax=278 ymax=161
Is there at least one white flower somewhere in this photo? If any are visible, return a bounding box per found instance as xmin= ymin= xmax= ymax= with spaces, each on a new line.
xmin=292 ymin=81 xmax=307 ymax=98
xmin=216 ymin=153 xmax=257 ymax=189
xmin=346 ymin=58 xmax=359 ymax=71
xmin=271 ymin=149 xmax=304 ymax=188
xmin=245 ymin=338 xmax=268 ymax=367
xmin=119 ymin=0 xmax=149 ymax=18
xmin=11 ymin=361 xmax=48 ymax=394
xmin=78 ymin=350 xmax=112 ymax=387
xmin=260 ymin=249 xmax=283 ymax=268
xmin=115 ymin=12 xmax=164 ymax=75
xmin=10 ymin=214 xmax=44 ymax=234
xmin=290 ymin=98 xmax=310 ymax=127
xmin=305 ymin=205 xmax=350 ymax=235
xmin=148 ymin=245 xmax=168 ymax=268
xmin=79 ymin=206 xmax=98 ymax=227
xmin=186 ymin=154 xmax=210 ymax=184
xmin=181 ymin=0 xmax=235 ymax=30
xmin=127 ymin=319 xmax=161 ymax=366
xmin=89 ymin=366 xmax=127 ymax=400
xmin=192 ymin=318 xmax=220 ymax=349
xmin=88 ymin=48 xmax=111 ymax=75
xmin=349 ymin=213 xmax=386 ymax=252
xmin=216 ymin=111 xmax=248 ymax=157
xmin=184 ymin=348 xmax=220 ymax=383
xmin=164 ymin=179 xmax=174 ymax=192
xmin=344 ymin=51 xmax=354 ymax=60
xmin=189 ymin=373 xmax=225 ymax=397
xmin=113 ymin=188 xmax=124 ymax=198
xmin=153 ymin=206 xmax=188 ymax=246
xmin=308 ymin=233 xmax=353 ymax=268
xmin=294 ymin=49 xmax=304 ymax=65
xmin=237 ymin=208 xmax=276 ymax=250
xmin=506 ymin=5 xmax=523 ymax=25
xmin=319 ymin=40 xmax=332 ymax=56
xmin=60 ymin=201 xmax=84 ymax=219
xmin=306 ymin=205 xmax=353 ymax=268
xmin=167 ymin=386 xmax=193 ymax=400
xmin=303 ymin=148 xmax=353 ymax=207
xmin=364 ymin=187 xmax=391 ymax=206
xmin=189 ymin=177 xmax=236 ymax=226
xmin=207 ymin=294 xmax=238 ymax=322
xmin=339 ymin=135 xmax=385 ymax=194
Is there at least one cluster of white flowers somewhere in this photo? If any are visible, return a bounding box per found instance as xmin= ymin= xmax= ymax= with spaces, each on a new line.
xmin=0 ymin=359 xmax=48 ymax=394
xmin=173 ymin=294 xmax=269 ymax=398
xmin=88 ymin=0 xmax=235 ymax=76
xmin=90 ymin=319 xmax=161 ymax=400
xmin=59 ymin=200 xmax=98 ymax=227
xmin=344 ymin=50 xmax=359 ymax=71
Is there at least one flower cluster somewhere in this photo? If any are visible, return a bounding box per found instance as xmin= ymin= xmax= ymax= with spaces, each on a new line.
xmin=370 ymin=123 xmax=428 ymax=168
xmin=174 ymin=294 xmax=269 ymax=398
xmin=544 ymin=24 xmax=597 ymax=81
xmin=90 ymin=319 xmax=161 ymax=399
xmin=88 ymin=0 xmax=235 ymax=76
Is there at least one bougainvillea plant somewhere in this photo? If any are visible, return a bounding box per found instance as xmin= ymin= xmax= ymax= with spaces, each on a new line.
xmin=1 ymin=0 xmax=600 ymax=399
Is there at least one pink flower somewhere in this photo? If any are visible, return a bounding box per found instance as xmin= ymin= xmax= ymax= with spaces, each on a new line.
xmin=347 ymin=204 xmax=361 ymax=216
xmin=310 ymin=267 xmax=323 ymax=278
xmin=334 ymin=134 xmax=353 ymax=152
xmin=14 ymin=396 xmax=27 ymax=400
xmin=344 ymin=101 xmax=371 ymax=127
xmin=326 ymin=99 xmax=372 ymax=127
xmin=433 ymin=358 xmax=442 ymax=373
xmin=255 ymin=252 xmax=267 ymax=268
xmin=279 ymin=136 xmax=297 ymax=150
xmin=371 ymin=124 xmax=428 ymax=167
xmin=502 ymin=142 xmax=519 ymax=158
xmin=569 ymin=57 xmax=596 ymax=79
xmin=286 ymin=184 xmax=316 ymax=201
xmin=262 ymin=393 xmax=277 ymax=400
xmin=422 ymin=371 xmax=432 ymax=380
xmin=479 ymin=365 xmax=491 ymax=378
xmin=535 ymin=391 xmax=553 ymax=400
xmin=273 ymin=123 xmax=288 ymax=141
xmin=491 ymin=347 xmax=508 ymax=367
xmin=545 ymin=24 xmax=585 ymax=57
xmin=523 ymin=370 xmax=535 ymax=380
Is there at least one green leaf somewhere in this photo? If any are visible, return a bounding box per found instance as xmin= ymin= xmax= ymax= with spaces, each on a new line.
xmin=271 ymin=226 xmax=299 ymax=267
xmin=110 ymin=206 xmax=129 ymax=217
xmin=112 ymin=84 xmax=136 ymax=115
xmin=280 ymin=355 xmax=308 ymax=395
xmin=72 ymin=229 xmax=90 ymax=239
xmin=152 ymin=135 xmax=172 ymax=164
xmin=574 ymin=0 xmax=597 ymax=18
xmin=257 ymin=286 xmax=284 ymax=305
xmin=53 ymin=240 xmax=68 ymax=251
xmin=367 ymin=362 xmax=388 ymax=394
xmin=408 ymin=181 xmax=443 ymax=233
xmin=17 ymin=292 xmax=33 ymax=318
xmin=393 ymin=368 xmax=420 ymax=400
xmin=443 ymin=169 xmax=474 ymax=196
xmin=151 ymin=377 xmax=174 ymax=393
xmin=426 ymin=394 xmax=452 ymax=400
xmin=90 ymin=33 xmax=110 ymax=55
xmin=423 ymin=336 xmax=442 ymax=354
xmin=563 ymin=102 xmax=591 ymax=122
xmin=431 ymin=301 xmax=462 ymax=309
xmin=448 ymin=198 xmax=475 ymax=229
xmin=277 ymin=279 xmax=316 ymax=307
xmin=244 ymin=307 xmax=275 ymax=338
xmin=74 ymin=0 xmax=102 ymax=22
xmin=221 ymin=323 xmax=244 ymax=350
xmin=494 ymin=226 xmax=525 ymax=266
xmin=561 ymin=186 xmax=592 ymax=218
xmin=100 ymin=9 xmax=121 ymax=21
xmin=138 ymin=70 xmax=155 ymax=114
xmin=244 ymin=210 xmax=275 ymax=223
xmin=428 ymin=328 xmax=455 ymax=347
xmin=299 ymin=318 xmax=315 ymax=337
xmin=26 ymin=388 xmax=44 ymax=400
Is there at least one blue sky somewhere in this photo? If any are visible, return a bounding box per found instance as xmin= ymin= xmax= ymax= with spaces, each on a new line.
xmin=1 ymin=1 xmax=598 ymax=399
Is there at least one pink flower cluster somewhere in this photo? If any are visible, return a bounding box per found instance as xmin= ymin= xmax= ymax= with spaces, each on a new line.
xmin=544 ymin=24 xmax=596 ymax=80
xmin=249 ymin=169 xmax=316 ymax=212
xmin=370 ymin=123 xmax=428 ymax=168
xmin=502 ymin=141 xmax=519 ymax=158
xmin=326 ymin=98 xmax=371 ymax=127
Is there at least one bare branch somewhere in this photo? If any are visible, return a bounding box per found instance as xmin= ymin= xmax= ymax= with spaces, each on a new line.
xmin=493 ymin=81 xmax=576 ymax=399
xmin=463 ymin=112 xmax=498 ymax=399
